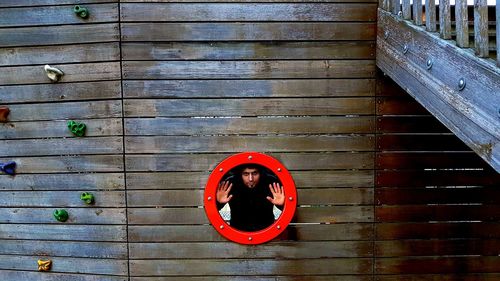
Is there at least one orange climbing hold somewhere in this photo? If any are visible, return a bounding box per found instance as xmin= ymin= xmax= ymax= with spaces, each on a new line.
xmin=0 ymin=107 xmax=10 ymax=122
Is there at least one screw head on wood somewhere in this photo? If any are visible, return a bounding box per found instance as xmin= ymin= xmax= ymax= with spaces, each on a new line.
xmin=384 ymin=30 xmax=390 ymax=39
xmin=248 ymin=155 xmax=253 ymax=160
xmin=458 ymin=78 xmax=466 ymax=91
xmin=403 ymin=44 xmax=409 ymax=54
xmin=426 ymin=58 xmax=433 ymax=70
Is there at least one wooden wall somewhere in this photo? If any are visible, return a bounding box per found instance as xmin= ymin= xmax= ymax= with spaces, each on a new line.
xmin=0 ymin=1 xmax=127 ymax=280
xmin=0 ymin=1 xmax=499 ymax=280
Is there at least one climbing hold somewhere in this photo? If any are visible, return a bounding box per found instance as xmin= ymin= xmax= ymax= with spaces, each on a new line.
xmin=80 ymin=192 xmax=95 ymax=205
xmin=67 ymin=120 xmax=86 ymax=137
xmin=37 ymin=259 xmax=52 ymax=271
xmin=0 ymin=161 xmax=16 ymax=176
xmin=74 ymin=5 xmax=89 ymax=19
xmin=53 ymin=209 xmax=69 ymax=222
xmin=0 ymin=107 xmax=10 ymax=122
xmin=44 ymin=65 xmax=64 ymax=82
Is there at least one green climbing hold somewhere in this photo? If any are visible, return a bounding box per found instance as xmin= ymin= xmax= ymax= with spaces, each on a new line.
xmin=67 ymin=120 xmax=86 ymax=137
xmin=74 ymin=5 xmax=89 ymax=19
xmin=80 ymin=192 xmax=95 ymax=205
xmin=53 ymin=209 xmax=69 ymax=222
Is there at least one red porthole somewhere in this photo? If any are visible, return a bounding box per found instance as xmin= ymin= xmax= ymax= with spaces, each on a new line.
xmin=204 ymin=152 xmax=297 ymax=245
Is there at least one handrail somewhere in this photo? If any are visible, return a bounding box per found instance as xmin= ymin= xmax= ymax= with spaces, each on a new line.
xmin=380 ymin=0 xmax=499 ymax=66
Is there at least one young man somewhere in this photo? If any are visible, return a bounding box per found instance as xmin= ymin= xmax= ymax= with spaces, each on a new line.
xmin=216 ymin=164 xmax=285 ymax=231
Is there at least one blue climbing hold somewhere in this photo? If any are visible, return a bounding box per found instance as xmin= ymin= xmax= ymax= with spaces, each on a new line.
xmin=0 ymin=161 xmax=16 ymax=175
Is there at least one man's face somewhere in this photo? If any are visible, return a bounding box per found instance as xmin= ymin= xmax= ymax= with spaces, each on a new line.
xmin=241 ymin=168 xmax=260 ymax=188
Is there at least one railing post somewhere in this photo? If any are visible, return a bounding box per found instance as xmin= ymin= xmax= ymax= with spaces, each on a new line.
xmin=414 ymin=0 xmax=423 ymax=25
xmin=392 ymin=0 xmax=401 ymax=15
xmin=439 ymin=0 xmax=451 ymax=39
xmin=403 ymin=0 xmax=411 ymax=19
xmin=426 ymin=0 xmax=437 ymax=31
xmin=496 ymin=0 xmax=500 ymax=65
xmin=474 ymin=0 xmax=489 ymax=57
xmin=455 ymin=0 xmax=469 ymax=47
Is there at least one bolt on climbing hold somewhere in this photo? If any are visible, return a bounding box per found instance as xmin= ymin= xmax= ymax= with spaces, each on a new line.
xmin=38 ymin=259 xmax=52 ymax=271
xmin=74 ymin=5 xmax=89 ymax=19
xmin=53 ymin=209 xmax=69 ymax=222
xmin=44 ymin=65 xmax=64 ymax=82
xmin=0 ymin=161 xmax=16 ymax=176
xmin=80 ymin=192 xmax=95 ymax=205
xmin=67 ymin=120 xmax=86 ymax=137
xmin=0 ymin=107 xmax=10 ymax=122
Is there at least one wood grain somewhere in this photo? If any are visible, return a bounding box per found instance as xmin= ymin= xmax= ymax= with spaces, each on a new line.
xmin=0 ymin=224 xmax=126 ymax=241
xmin=0 ymin=208 xmax=126 ymax=224
xmin=0 ymin=155 xmax=124 ymax=173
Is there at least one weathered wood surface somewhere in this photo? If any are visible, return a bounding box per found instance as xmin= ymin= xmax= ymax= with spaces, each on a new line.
xmin=376 ymin=205 xmax=500 ymax=222
xmin=425 ymin=0 xmax=437 ymax=31
xmin=474 ymin=0 xmax=489 ymax=57
xmin=376 ymin=222 xmax=500 ymax=239
xmin=0 ymin=0 xmax=118 ymax=7
xmin=121 ymin=0 xmax=377 ymax=2
xmin=0 ymin=191 xmax=125 ymax=207
xmin=128 ymin=206 xmax=373 ymax=225
xmin=377 ymin=116 xmax=447 ymax=133
xmin=0 ymin=43 xmax=120 ymax=66
xmin=497 ymin=2 xmax=500 ymax=65
xmin=0 ymin=137 xmax=123 ymax=157
xmin=121 ymin=3 xmax=376 ymax=22
xmin=413 ymin=0 xmax=423 ymax=25
xmin=122 ymin=42 xmax=375 ymax=60
xmin=0 ymin=224 xmax=126 ymax=241
xmin=0 ymin=240 xmax=127 ymax=258
xmin=0 ymin=208 xmax=126 ymax=224
xmin=0 ymin=255 xmax=127 ymax=275
xmin=129 ymin=241 xmax=372 ymax=259
xmin=123 ymin=79 xmax=375 ymax=98
xmin=124 ymin=98 xmax=375 ymax=117
xmin=5 ymin=100 xmax=122 ymax=121
xmin=130 ymin=258 xmax=372 ymax=276
xmin=0 ymin=270 xmax=127 ymax=281
xmin=0 ymin=62 xmax=120 ymax=85
xmin=374 ymin=274 xmax=500 ymax=281
xmin=0 ymin=81 xmax=121 ymax=104
xmin=0 ymin=156 xmax=124 ymax=173
xmin=376 ymin=256 xmax=500 ymax=274
xmin=377 ymin=10 xmax=500 ymax=172
xmin=376 ymin=152 xmax=491 ymax=169
xmin=455 ymin=0 xmax=469 ymax=47
xmin=122 ymin=60 xmax=375 ymax=79
xmin=0 ymin=4 xmax=118 ymax=27
xmin=125 ymin=135 xmax=374 ymax=153
xmin=130 ymin=277 xmax=372 ymax=281
xmin=0 ymin=23 xmax=119 ymax=47
xmin=376 ymin=169 xmax=500 ymax=187
xmin=376 ymin=188 xmax=500 ymax=205
xmin=0 ymin=173 xmax=124 ymax=191
xmin=121 ymin=23 xmax=376 ymax=41
xmin=439 ymin=0 xmax=451 ymax=39
xmin=376 ymin=239 xmax=500 ymax=256
xmin=125 ymin=170 xmax=373 ymax=189
xmin=377 ymin=135 xmax=470 ymax=151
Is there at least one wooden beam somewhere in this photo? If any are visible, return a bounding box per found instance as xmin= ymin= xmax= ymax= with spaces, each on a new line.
xmin=455 ymin=0 xmax=469 ymax=47
xmin=473 ymin=0 xmax=489 ymax=57
xmin=376 ymin=9 xmax=500 ymax=172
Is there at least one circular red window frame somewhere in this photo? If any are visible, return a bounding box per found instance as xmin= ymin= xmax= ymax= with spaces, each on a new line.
xmin=204 ymin=152 xmax=297 ymax=245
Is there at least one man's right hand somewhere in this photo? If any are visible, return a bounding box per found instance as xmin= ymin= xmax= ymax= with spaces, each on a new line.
xmin=216 ymin=181 xmax=233 ymax=204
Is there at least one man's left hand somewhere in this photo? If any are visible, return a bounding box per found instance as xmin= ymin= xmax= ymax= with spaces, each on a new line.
xmin=267 ymin=182 xmax=285 ymax=206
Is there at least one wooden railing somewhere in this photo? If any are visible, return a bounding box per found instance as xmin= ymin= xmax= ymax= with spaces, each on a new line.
xmin=380 ymin=0 xmax=499 ymax=66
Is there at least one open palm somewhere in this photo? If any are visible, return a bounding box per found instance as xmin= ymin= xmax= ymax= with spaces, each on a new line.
xmin=216 ymin=181 xmax=233 ymax=204
xmin=267 ymin=182 xmax=285 ymax=206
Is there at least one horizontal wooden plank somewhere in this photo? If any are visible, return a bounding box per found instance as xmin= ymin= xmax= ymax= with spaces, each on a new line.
xmin=0 ymin=255 xmax=127 ymax=276
xmin=122 ymin=60 xmax=375 ymax=79
xmin=0 ymin=155 xmax=123 ymax=173
xmin=0 ymin=239 xmax=127 ymax=259
xmin=0 ymin=191 xmax=125 ymax=207
xmin=376 ymin=222 xmax=500 ymax=239
xmin=127 ymin=188 xmax=372 ymax=207
xmin=121 ymin=22 xmax=376 ymax=41
xmin=376 ymin=188 xmax=500 ymax=205
xmin=377 ymin=135 xmax=470 ymax=151
xmin=375 ymin=256 xmax=500 ymax=274
xmin=125 ymin=135 xmax=374 ymax=153
xmin=128 ymin=206 xmax=373 ymax=224
xmin=129 ymin=223 xmax=373 ymax=242
xmin=0 ymin=208 xmax=126 ymax=224
xmin=0 ymin=62 xmax=120 ymax=85
xmin=125 ymin=116 xmax=375 ymax=136
xmin=6 ymin=100 xmax=122 ymax=121
xmin=0 ymin=0 xmax=118 ymax=7
xmin=0 ymin=81 xmax=121 ymax=104
xmin=0 ymin=137 xmax=123 ymax=157
xmin=130 ymin=258 xmax=372 ymax=276
xmin=376 ymin=96 xmax=428 ymax=115
xmin=374 ymin=273 xmax=500 ymax=281
xmin=377 ymin=116 xmax=448 ymax=133
xmin=121 ymin=42 xmax=375 ymax=60
xmin=120 ymin=3 xmax=376 ymax=22
xmin=121 ymin=0 xmax=377 ymax=2
xmin=0 ymin=224 xmax=126 ymax=241
xmin=123 ymin=79 xmax=375 ymax=98
xmin=124 ymin=98 xmax=375 ymax=117
xmin=0 ymin=23 xmax=119 ymax=47
xmin=0 ymin=173 xmax=124 ymax=191
xmin=131 ymin=277 xmax=372 ymax=281
xmin=130 ymin=241 xmax=372 ymax=259
xmin=125 ymin=152 xmax=375 ymax=172
xmin=0 ymin=4 xmax=118 ymax=27
xmin=1 ymin=118 xmax=122 ymax=139
xmin=376 ymin=152 xmax=491 ymax=169
xmin=0 ymin=270 xmax=127 ymax=281
xmin=376 ymin=169 xmax=500 ymax=187
xmin=376 ymin=205 xmax=500 ymax=222
xmin=376 ymin=239 xmax=500 ymax=257
xmin=0 ymin=43 xmax=120 ymax=66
